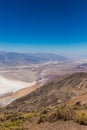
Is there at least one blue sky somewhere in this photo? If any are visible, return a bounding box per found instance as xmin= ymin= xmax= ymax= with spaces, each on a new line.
xmin=0 ymin=0 xmax=87 ymax=57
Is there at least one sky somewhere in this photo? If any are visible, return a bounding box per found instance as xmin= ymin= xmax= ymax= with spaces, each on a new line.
xmin=0 ymin=0 xmax=87 ymax=57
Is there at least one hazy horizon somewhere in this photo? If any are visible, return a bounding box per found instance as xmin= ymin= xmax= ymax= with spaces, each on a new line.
xmin=0 ymin=49 xmax=86 ymax=59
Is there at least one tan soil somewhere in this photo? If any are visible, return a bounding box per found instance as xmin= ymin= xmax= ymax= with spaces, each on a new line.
xmin=64 ymin=93 xmax=87 ymax=105
xmin=26 ymin=121 xmax=87 ymax=130
xmin=11 ymin=83 xmax=42 ymax=99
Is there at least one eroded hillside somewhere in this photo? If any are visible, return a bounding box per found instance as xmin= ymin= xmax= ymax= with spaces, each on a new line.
xmin=5 ymin=72 xmax=87 ymax=112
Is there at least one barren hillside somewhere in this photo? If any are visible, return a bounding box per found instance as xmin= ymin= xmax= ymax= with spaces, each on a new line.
xmin=6 ymin=72 xmax=87 ymax=112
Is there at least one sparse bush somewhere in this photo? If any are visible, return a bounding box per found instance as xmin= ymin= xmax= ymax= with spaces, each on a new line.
xmin=1 ymin=120 xmax=23 ymax=128
xmin=0 ymin=114 xmax=5 ymax=122
xmin=40 ymin=108 xmax=50 ymax=115
xmin=83 ymin=104 xmax=87 ymax=109
xmin=46 ymin=107 xmax=74 ymax=122
xmin=75 ymin=101 xmax=81 ymax=106
xmin=1 ymin=104 xmax=87 ymax=129
xmin=38 ymin=115 xmax=46 ymax=124
xmin=74 ymin=111 xmax=87 ymax=125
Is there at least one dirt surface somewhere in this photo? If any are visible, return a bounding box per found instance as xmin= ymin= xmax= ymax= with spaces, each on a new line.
xmin=11 ymin=83 xmax=42 ymax=99
xmin=64 ymin=93 xmax=87 ymax=106
xmin=26 ymin=121 xmax=87 ymax=130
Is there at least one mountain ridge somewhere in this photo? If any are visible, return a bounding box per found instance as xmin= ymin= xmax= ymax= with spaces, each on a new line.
xmin=5 ymin=72 xmax=87 ymax=112
xmin=0 ymin=51 xmax=69 ymax=66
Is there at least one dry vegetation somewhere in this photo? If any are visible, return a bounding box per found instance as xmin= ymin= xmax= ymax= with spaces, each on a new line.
xmin=1 ymin=103 xmax=87 ymax=130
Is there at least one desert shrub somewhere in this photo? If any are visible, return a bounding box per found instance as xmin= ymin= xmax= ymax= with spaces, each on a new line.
xmin=74 ymin=111 xmax=87 ymax=125
xmin=23 ymin=112 xmax=35 ymax=119
xmin=1 ymin=120 xmax=23 ymax=128
xmin=75 ymin=101 xmax=81 ymax=106
xmin=5 ymin=113 xmax=18 ymax=121
xmin=83 ymin=104 xmax=87 ymax=109
xmin=46 ymin=107 xmax=74 ymax=122
xmin=40 ymin=108 xmax=50 ymax=115
xmin=0 ymin=114 xmax=5 ymax=122
xmin=46 ymin=110 xmax=60 ymax=122
xmin=37 ymin=115 xmax=46 ymax=124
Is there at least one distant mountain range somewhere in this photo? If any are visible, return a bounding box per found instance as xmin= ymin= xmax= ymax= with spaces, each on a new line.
xmin=0 ymin=51 xmax=69 ymax=66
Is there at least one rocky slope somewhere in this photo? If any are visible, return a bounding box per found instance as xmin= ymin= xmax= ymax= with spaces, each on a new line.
xmin=6 ymin=72 xmax=87 ymax=112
